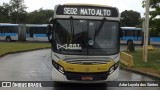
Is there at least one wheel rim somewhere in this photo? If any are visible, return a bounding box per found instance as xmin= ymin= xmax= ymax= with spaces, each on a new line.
xmin=6 ymin=37 xmax=11 ymax=41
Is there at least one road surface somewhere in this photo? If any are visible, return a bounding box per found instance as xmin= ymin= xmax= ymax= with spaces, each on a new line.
xmin=0 ymin=46 xmax=159 ymax=90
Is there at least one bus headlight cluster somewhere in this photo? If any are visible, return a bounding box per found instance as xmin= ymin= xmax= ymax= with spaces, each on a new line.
xmin=52 ymin=60 xmax=64 ymax=74
xmin=109 ymin=66 xmax=115 ymax=74
xmin=58 ymin=66 xmax=64 ymax=74
xmin=109 ymin=61 xmax=119 ymax=74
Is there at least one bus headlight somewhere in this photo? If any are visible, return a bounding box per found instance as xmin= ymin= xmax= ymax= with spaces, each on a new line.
xmin=109 ymin=66 xmax=115 ymax=74
xmin=114 ymin=61 xmax=119 ymax=69
xmin=52 ymin=60 xmax=64 ymax=74
xmin=58 ymin=65 xmax=64 ymax=74
xmin=109 ymin=61 xmax=119 ymax=74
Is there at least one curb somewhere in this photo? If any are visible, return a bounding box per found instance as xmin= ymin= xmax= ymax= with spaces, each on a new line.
xmin=120 ymin=66 xmax=160 ymax=80
xmin=0 ymin=47 xmax=50 ymax=58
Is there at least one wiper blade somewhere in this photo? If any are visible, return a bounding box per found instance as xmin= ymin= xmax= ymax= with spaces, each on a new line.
xmin=94 ymin=18 xmax=106 ymax=37
xmin=69 ymin=16 xmax=74 ymax=43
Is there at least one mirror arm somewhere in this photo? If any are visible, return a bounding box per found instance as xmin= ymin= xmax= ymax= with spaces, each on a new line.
xmin=47 ymin=18 xmax=54 ymax=43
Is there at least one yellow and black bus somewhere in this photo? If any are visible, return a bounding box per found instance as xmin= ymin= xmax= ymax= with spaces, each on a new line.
xmin=47 ymin=4 xmax=121 ymax=83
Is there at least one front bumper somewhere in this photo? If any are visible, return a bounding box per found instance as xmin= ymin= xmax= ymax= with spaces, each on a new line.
xmin=51 ymin=66 xmax=119 ymax=83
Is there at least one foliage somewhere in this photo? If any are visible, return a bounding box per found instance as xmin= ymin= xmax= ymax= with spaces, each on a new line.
xmin=0 ymin=0 xmax=53 ymax=24
xmin=120 ymin=10 xmax=141 ymax=27
xmin=9 ymin=0 xmax=27 ymax=23
xmin=0 ymin=4 xmax=10 ymax=23
xmin=26 ymin=8 xmax=53 ymax=24
xmin=9 ymin=0 xmax=27 ymax=13
xmin=0 ymin=0 xmax=27 ymax=23
xmin=150 ymin=28 xmax=160 ymax=37
xmin=142 ymin=0 xmax=160 ymax=32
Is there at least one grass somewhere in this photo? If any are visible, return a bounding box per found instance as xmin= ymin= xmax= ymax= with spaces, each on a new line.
xmin=124 ymin=49 xmax=160 ymax=70
xmin=123 ymin=48 xmax=160 ymax=77
xmin=0 ymin=42 xmax=51 ymax=56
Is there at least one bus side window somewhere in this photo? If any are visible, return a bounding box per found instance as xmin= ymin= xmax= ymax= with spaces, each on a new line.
xmin=120 ymin=28 xmax=123 ymax=37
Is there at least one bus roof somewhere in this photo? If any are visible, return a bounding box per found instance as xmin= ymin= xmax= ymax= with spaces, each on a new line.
xmin=0 ymin=23 xmax=19 ymax=26
xmin=121 ymin=27 xmax=142 ymax=30
xmin=0 ymin=23 xmax=48 ymax=27
xmin=26 ymin=24 xmax=48 ymax=27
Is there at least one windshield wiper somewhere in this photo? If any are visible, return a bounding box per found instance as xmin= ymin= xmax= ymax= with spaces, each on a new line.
xmin=94 ymin=18 xmax=106 ymax=37
xmin=69 ymin=16 xmax=74 ymax=43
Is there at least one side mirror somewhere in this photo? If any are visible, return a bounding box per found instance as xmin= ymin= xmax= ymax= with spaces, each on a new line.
xmin=47 ymin=18 xmax=56 ymax=43
xmin=47 ymin=24 xmax=53 ymax=42
xmin=47 ymin=25 xmax=52 ymax=35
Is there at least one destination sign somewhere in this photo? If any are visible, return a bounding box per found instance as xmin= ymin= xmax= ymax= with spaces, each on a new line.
xmin=56 ymin=5 xmax=119 ymax=17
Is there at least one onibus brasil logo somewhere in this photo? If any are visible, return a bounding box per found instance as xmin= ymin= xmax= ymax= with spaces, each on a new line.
xmin=57 ymin=44 xmax=82 ymax=50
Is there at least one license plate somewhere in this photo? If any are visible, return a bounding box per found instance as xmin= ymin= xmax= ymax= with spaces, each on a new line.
xmin=81 ymin=76 xmax=93 ymax=80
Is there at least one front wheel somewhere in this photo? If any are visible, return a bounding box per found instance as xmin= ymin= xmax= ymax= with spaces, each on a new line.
xmin=127 ymin=39 xmax=133 ymax=45
xmin=6 ymin=36 xmax=11 ymax=42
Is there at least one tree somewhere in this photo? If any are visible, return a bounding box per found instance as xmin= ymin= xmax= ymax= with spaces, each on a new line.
xmin=0 ymin=3 xmax=10 ymax=23
xmin=142 ymin=0 xmax=160 ymax=32
xmin=120 ymin=10 xmax=141 ymax=27
xmin=26 ymin=8 xmax=53 ymax=24
xmin=0 ymin=0 xmax=53 ymax=24
xmin=9 ymin=0 xmax=27 ymax=23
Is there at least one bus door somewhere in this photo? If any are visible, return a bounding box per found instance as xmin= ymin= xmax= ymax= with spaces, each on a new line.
xmin=29 ymin=27 xmax=34 ymax=38
xmin=0 ymin=26 xmax=5 ymax=37
xmin=136 ymin=31 xmax=138 ymax=40
xmin=121 ymin=30 xmax=127 ymax=40
xmin=133 ymin=30 xmax=137 ymax=40
xmin=137 ymin=30 xmax=142 ymax=40
xmin=122 ymin=30 xmax=126 ymax=40
xmin=134 ymin=30 xmax=142 ymax=41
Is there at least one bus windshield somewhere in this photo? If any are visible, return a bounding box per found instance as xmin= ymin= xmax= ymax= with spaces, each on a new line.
xmin=53 ymin=19 xmax=119 ymax=55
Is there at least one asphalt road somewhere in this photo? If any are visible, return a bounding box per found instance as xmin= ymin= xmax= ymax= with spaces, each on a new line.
xmin=0 ymin=46 xmax=159 ymax=90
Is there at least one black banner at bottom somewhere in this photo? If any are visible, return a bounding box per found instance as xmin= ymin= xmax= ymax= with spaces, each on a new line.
xmin=0 ymin=81 xmax=159 ymax=87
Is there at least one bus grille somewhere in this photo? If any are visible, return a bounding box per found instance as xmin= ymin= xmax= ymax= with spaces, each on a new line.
xmin=64 ymin=57 xmax=112 ymax=65
xmin=65 ymin=60 xmax=110 ymax=64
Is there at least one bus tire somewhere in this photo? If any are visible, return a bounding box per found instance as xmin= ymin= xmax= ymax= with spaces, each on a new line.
xmin=127 ymin=39 xmax=133 ymax=45
xmin=6 ymin=36 xmax=11 ymax=42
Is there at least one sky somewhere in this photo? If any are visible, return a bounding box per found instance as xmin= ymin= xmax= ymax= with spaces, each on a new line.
xmin=0 ymin=0 xmax=145 ymax=17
